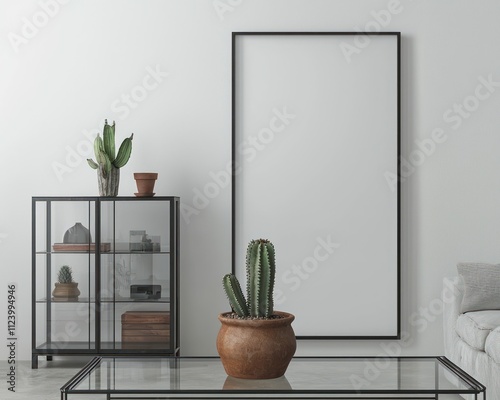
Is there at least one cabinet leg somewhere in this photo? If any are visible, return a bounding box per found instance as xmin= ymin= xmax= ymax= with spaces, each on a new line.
xmin=32 ymin=355 xmax=38 ymax=369
xmin=46 ymin=356 xmax=53 ymax=361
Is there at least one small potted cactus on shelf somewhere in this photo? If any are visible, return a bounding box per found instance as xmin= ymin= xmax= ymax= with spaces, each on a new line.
xmin=52 ymin=265 xmax=80 ymax=301
xmin=87 ymin=120 xmax=133 ymax=197
xmin=217 ymin=239 xmax=296 ymax=380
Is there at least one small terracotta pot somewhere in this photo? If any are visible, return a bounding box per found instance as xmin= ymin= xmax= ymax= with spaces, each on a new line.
xmin=217 ymin=311 xmax=296 ymax=379
xmin=134 ymin=173 xmax=158 ymax=196
xmin=52 ymin=282 xmax=80 ymax=300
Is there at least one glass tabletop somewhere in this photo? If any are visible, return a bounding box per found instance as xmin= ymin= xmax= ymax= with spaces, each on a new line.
xmin=62 ymin=356 xmax=485 ymax=396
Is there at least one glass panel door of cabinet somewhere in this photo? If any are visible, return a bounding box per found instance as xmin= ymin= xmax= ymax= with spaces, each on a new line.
xmin=100 ymin=199 xmax=173 ymax=352
xmin=33 ymin=199 xmax=97 ymax=354
xmin=33 ymin=196 xmax=179 ymax=367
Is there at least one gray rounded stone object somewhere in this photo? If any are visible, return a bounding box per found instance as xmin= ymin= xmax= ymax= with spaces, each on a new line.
xmin=63 ymin=223 xmax=92 ymax=244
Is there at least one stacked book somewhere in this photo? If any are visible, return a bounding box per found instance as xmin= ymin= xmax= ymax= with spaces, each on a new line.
xmin=121 ymin=311 xmax=170 ymax=347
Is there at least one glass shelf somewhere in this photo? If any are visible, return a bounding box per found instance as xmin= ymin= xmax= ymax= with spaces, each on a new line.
xmin=36 ymin=341 xmax=172 ymax=352
xmin=36 ymin=251 xmax=98 ymax=255
xmin=36 ymin=251 xmax=170 ymax=255
xmin=36 ymin=297 xmax=171 ymax=303
xmin=107 ymin=251 xmax=170 ymax=255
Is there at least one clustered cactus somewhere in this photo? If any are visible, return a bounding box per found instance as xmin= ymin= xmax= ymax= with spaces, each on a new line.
xmin=87 ymin=120 xmax=133 ymax=176
xmin=223 ymin=239 xmax=276 ymax=318
xmin=57 ymin=265 xmax=74 ymax=284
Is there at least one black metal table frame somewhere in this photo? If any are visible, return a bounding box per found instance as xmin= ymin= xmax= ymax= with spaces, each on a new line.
xmin=60 ymin=356 xmax=486 ymax=400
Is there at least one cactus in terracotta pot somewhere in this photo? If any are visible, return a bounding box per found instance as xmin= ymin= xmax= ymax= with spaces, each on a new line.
xmin=52 ymin=265 xmax=80 ymax=301
xmin=217 ymin=239 xmax=296 ymax=379
xmin=87 ymin=120 xmax=133 ymax=197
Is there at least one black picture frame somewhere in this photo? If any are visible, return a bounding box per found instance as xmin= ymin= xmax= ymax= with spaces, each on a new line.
xmin=231 ymin=32 xmax=401 ymax=340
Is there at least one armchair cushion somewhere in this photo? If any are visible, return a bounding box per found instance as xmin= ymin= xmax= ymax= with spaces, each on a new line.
xmin=485 ymin=326 xmax=500 ymax=363
xmin=455 ymin=310 xmax=500 ymax=351
xmin=457 ymin=263 xmax=500 ymax=313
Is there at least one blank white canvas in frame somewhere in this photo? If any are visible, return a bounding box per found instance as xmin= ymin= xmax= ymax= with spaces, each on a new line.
xmin=233 ymin=33 xmax=400 ymax=338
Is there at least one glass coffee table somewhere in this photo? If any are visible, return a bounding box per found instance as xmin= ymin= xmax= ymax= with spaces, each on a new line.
xmin=60 ymin=356 xmax=485 ymax=400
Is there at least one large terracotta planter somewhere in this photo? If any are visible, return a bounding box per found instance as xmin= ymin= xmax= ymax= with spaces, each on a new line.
xmin=217 ymin=311 xmax=296 ymax=379
xmin=52 ymin=282 xmax=80 ymax=301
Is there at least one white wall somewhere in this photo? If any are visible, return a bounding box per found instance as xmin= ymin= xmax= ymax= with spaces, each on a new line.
xmin=1 ymin=0 xmax=500 ymax=361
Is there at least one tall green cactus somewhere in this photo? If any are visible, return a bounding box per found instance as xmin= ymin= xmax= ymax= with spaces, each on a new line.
xmin=222 ymin=239 xmax=276 ymax=318
xmin=87 ymin=120 xmax=133 ymax=177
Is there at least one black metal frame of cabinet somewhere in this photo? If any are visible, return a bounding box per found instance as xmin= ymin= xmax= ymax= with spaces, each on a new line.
xmin=32 ymin=196 xmax=180 ymax=368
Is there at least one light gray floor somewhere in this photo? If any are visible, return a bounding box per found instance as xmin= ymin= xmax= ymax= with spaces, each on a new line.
xmin=1 ymin=357 xmax=91 ymax=400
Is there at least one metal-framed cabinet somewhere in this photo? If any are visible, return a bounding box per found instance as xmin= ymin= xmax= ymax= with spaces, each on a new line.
xmin=32 ymin=196 xmax=180 ymax=368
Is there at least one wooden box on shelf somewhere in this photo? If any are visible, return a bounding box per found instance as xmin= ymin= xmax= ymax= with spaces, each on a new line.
xmin=121 ymin=311 xmax=170 ymax=347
